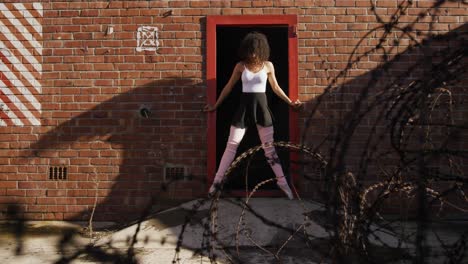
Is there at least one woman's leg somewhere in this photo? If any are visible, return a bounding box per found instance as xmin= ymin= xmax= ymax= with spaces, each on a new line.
xmin=209 ymin=125 xmax=246 ymax=194
xmin=257 ymin=125 xmax=293 ymax=199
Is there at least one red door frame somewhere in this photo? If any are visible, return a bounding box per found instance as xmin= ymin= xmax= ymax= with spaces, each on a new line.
xmin=206 ymin=15 xmax=299 ymax=196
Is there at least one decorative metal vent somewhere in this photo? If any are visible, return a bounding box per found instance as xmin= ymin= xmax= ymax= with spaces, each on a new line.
xmin=49 ymin=166 xmax=67 ymax=180
xmin=306 ymin=165 xmax=326 ymax=182
xmin=164 ymin=165 xmax=186 ymax=181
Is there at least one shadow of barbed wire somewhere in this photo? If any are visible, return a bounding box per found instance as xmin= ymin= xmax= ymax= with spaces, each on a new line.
xmin=294 ymin=0 xmax=468 ymax=263
xmin=198 ymin=1 xmax=468 ymax=263
xmin=1 ymin=201 xmax=195 ymax=263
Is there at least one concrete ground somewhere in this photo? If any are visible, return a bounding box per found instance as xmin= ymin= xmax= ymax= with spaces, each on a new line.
xmin=0 ymin=198 xmax=466 ymax=264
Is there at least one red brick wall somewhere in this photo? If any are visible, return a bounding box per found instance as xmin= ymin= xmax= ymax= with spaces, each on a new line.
xmin=0 ymin=0 xmax=466 ymax=221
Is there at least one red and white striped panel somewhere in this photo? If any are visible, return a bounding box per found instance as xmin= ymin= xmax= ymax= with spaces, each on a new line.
xmin=0 ymin=2 xmax=42 ymax=126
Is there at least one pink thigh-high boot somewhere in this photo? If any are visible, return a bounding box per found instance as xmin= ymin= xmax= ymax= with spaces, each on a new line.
xmin=257 ymin=125 xmax=294 ymax=199
xmin=209 ymin=126 xmax=246 ymax=194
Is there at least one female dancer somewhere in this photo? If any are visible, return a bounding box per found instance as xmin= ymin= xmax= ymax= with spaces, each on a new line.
xmin=204 ymin=32 xmax=302 ymax=199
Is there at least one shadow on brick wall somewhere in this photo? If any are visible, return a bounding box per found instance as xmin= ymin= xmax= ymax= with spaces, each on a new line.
xmin=28 ymin=78 xmax=205 ymax=222
xmin=296 ymin=20 xmax=468 ymax=263
xmin=298 ymin=22 xmax=467 ymax=213
xmin=291 ymin=20 xmax=467 ymax=263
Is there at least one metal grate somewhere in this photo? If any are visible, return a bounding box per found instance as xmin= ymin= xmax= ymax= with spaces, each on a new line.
xmin=49 ymin=166 xmax=67 ymax=180
xmin=164 ymin=166 xmax=186 ymax=181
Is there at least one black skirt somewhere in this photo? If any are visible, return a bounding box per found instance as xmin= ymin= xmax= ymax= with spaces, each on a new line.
xmin=231 ymin=93 xmax=273 ymax=128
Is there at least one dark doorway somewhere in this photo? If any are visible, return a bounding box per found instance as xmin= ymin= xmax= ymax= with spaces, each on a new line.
xmin=216 ymin=26 xmax=290 ymax=191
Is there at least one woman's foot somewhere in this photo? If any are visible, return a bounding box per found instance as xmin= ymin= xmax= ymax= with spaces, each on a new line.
xmin=208 ymin=181 xmax=220 ymax=196
xmin=208 ymin=175 xmax=223 ymax=196
xmin=276 ymin=176 xmax=293 ymax=200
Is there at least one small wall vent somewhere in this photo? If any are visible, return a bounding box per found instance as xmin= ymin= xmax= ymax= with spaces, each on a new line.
xmin=164 ymin=165 xmax=187 ymax=181
xmin=49 ymin=166 xmax=67 ymax=180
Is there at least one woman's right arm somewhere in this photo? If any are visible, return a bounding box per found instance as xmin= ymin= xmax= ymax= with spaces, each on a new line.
xmin=203 ymin=63 xmax=242 ymax=112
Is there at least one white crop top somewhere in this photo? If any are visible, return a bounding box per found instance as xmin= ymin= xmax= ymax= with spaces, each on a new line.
xmin=241 ymin=63 xmax=268 ymax=93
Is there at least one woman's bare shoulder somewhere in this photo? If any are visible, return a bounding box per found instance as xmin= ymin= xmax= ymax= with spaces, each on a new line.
xmin=264 ymin=61 xmax=274 ymax=72
xmin=234 ymin=62 xmax=245 ymax=72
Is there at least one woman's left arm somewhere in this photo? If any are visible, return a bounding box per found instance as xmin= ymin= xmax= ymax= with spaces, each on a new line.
xmin=266 ymin=62 xmax=302 ymax=109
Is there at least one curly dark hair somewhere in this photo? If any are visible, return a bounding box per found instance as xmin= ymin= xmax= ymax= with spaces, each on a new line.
xmin=238 ymin=32 xmax=270 ymax=63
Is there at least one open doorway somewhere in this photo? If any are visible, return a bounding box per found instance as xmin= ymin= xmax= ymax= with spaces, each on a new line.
xmin=216 ymin=27 xmax=289 ymax=191
xmin=206 ymin=15 xmax=298 ymax=195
